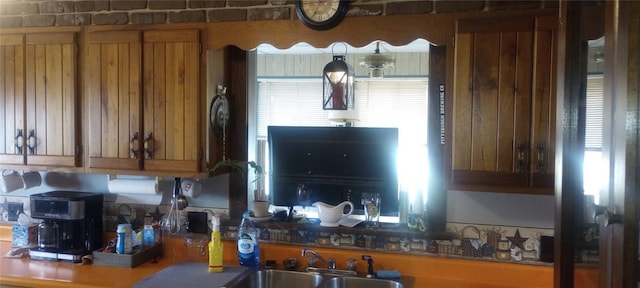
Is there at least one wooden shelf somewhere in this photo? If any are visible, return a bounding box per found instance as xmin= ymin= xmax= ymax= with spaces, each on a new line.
xmin=221 ymin=218 xmax=453 ymax=240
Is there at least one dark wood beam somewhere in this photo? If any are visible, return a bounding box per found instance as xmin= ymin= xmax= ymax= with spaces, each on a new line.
xmin=227 ymin=47 xmax=249 ymax=220
xmin=427 ymin=44 xmax=447 ymax=233
xmin=555 ymin=1 xmax=587 ymax=287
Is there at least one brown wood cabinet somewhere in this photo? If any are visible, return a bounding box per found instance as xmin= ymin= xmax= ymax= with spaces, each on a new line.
xmin=0 ymin=32 xmax=79 ymax=168
xmin=449 ymin=15 xmax=557 ymax=194
xmin=85 ymin=29 xmax=202 ymax=174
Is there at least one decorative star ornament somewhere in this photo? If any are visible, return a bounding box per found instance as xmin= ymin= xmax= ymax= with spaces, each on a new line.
xmin=149 ymin=206 xmax=164 ymax=223
xmin=506 ymin=229 xmax=528 ymax=250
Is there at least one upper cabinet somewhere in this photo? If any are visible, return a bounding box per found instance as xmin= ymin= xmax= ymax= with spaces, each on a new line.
xmin=85 ymin=29 xmax=202 ymax=175
xmin=0 ymin=32 xmax=79 ymax=168
xmin=449 ymin=16 xmax=557 ymax=194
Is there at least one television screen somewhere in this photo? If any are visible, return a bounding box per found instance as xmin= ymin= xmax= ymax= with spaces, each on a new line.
xmin=267 ymin=126 xmax=399 ymax=216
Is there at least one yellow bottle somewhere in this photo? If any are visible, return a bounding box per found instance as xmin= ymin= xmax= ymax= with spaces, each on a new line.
xmin=209 ymin=215 xmax=223 ymax=273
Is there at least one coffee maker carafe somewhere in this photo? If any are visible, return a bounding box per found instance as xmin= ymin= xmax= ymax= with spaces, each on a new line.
xmin=29 ymin=191 xmax=103 ymax=262
xmin=37 ymin=220 xmax=58 ymax=249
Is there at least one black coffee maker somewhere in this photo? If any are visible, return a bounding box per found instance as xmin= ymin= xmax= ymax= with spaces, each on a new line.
xmin=29 ymin=191 xmax=103 ymax=262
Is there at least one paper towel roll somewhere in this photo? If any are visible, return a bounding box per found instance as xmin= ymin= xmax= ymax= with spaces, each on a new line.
xmin=108 ymin=176 xmax=162 ymax=205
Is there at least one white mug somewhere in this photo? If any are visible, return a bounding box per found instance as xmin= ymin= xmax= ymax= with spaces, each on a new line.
xmin=1 ymin=170 xmax=24 ymax=193
xmin=181 ymin=178 xmax=202 ymax=198
xmin=21 ymin=171 xmax=42 ymax=189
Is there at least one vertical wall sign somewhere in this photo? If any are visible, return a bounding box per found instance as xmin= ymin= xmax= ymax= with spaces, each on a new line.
xmin=439 ymin=84 xmax=445 ymax=145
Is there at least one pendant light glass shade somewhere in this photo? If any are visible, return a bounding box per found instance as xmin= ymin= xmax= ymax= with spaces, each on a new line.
xmin=359 ymin=42 xmax=395 ymax=79
xmin=323 ymin=54 xmax=355 ymax=110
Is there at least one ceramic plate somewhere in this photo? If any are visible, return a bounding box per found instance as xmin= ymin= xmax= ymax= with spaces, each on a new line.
xmin=248 ymin=212 xmax=273 ymax=223
xmin=291 ymin=213 xmax=306 ymax=220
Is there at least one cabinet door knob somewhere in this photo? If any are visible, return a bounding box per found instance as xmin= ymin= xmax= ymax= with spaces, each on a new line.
xmin=516 ymin=142 xmax=528 ymax=172
xmin=27 ymin=129 xmax=36 ymax=155
xmin=130 ymin=132 xmax=140 ymax=159
xmin=14 ymin=129 xmax=23 ymax=155
xmin=535 ymin=142 xmax=546 ymax=172
xmin=144 ymin=133 xmax=154 ymax=159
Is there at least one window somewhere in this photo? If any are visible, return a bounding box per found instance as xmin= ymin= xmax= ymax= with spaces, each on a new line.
xmin=252 ymin=43 xmax=430 ymax=220
xmin=583 ymin=74 xmax=604 ymax=203
xmin=583 ymin=38 xmax=605 ymax=205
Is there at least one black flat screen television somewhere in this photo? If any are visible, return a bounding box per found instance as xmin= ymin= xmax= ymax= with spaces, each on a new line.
xmin=267 ymin=126 xmax=399 ymax=216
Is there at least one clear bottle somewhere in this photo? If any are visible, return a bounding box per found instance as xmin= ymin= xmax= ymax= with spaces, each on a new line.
xmin=209 ymin=215 xmax=223 ymax=272
xmin=237 ymin=212 xmax=259 ymax=267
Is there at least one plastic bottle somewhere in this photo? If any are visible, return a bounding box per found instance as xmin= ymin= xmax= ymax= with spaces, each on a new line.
xmin=116 ymin=223 xmax=132 ymax=254
xmin=237 ymin=212 xmax=259 ymax=267
xmin=143 ymin=224 xmax=155 ymax=248
xmin=208 ymin=215 xmax=223 ymax=272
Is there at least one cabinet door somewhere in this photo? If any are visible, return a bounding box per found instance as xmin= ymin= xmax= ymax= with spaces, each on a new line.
xmin=24 ymin=32 xmax=78 ymax=167
xmin=529 ymin=17 xmax=557 ymax=188
xmin=86 ymin=31 xmax=142 ymax=171
xmin=450 ymin=16 xmax=555 ymax=193
xmin=0 ymin=34 xmax=26 ymax=165
xmin=141 ymin=30 xmax=200 ymax=173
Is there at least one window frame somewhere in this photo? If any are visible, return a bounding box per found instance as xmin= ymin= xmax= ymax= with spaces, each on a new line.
xmin=253 ymin=77 xmax=430 ymax=220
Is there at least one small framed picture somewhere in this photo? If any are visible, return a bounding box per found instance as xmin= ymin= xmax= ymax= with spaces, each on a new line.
xmin=522 ymin=250 xmax=537 ymax=260
xmin=498 ymin=240 xmax=510 ymax=251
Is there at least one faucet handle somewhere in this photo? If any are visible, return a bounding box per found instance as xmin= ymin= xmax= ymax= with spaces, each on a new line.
xmin=346 ymin=258 xmax=357 ymax=271
xmin=328 ymin=258 xmax=336 ymax=269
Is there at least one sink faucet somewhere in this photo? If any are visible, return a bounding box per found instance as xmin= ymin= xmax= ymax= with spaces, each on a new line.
xmin=302 ymin=248 xmax=336 ymax=269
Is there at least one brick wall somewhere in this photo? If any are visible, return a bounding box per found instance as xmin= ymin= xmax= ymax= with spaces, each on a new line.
xmin=0 ymin=0 xmax=557 ymax=28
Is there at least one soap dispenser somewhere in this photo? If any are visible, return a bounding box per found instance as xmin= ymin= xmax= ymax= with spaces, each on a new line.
xmin=208 ymin=215 xmax=223 ymax=272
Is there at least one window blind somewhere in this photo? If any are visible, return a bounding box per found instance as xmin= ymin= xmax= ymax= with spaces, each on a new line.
xmin=585 ymin=74 xmax=603 ymax=150
xmin=257 ymin=78 xmax=428 ymax=147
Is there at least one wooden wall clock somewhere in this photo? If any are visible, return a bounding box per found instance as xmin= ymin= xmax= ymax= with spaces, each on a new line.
xmin=295 ymin=0 xmax=350 ymax=31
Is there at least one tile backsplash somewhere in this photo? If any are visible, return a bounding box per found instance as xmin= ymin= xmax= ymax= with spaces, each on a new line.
xmin=218 ymin=220 xmax=599 ymax=266
xmin=1 ymin=192 xmax=598 ymax=266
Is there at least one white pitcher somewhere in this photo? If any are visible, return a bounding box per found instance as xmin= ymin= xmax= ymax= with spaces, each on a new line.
xmin=313 ymin=201 xmax=353 ymax=227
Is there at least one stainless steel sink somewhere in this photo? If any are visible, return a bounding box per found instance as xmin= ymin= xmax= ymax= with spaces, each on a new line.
xmin=224 ymin=269 xmax=403 ymax=288
xmin=306 ymin=267 xmax=358 ymax=276
xmin=323 ymin=276 xmax=404 ymax=288
xmin=224 ymin=269 xmax=324 ymax=288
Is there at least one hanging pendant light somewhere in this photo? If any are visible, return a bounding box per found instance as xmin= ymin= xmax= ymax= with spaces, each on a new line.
xmin=323 ymin=43 xmax=354 ymax=110
xmin=359 ymin=42 xmax=395 ymax=78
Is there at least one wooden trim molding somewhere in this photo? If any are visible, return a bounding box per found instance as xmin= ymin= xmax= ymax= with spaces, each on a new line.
xmin=206 ymin=10 xmax=557 ymax=51
xmin=206 ymin=14 xmax=456 ymax=51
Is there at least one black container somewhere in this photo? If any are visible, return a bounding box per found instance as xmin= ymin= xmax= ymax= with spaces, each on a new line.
xmin=29 ymin=191 xmax=103 ymax=262
xmin=539 ymin=235 xmax=554 ymax=263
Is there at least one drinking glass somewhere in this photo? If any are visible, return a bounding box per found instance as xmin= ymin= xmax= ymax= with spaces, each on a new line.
xmin=296 ymin=184 xmax=312 ymax=207
xmin=362 ymin=193 xmax=381 ymax=228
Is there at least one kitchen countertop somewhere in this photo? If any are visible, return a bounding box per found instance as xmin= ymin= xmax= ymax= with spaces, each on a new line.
xmin=0 ymin=224 xmax=242 ymax=288
xmin=133 ymin=262 xmax=251 ymax=288
xmin=0 ymin=241 xmax=181 ymax=288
